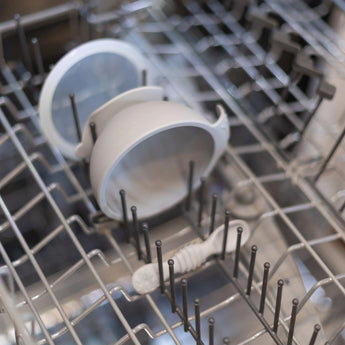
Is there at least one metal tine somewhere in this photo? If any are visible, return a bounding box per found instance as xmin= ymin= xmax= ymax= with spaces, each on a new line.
xmin=89 ymin=122 xmax=97 ymax=143
xmin=31 ymin=319 xmax=36 ymax=338
xmin=168 ymin=259 xmax=176 ymax=313
xmin=339 ymin=198 xmax=345 ymax=213
xmin=185 ymin=160 xmax=195 ymax=211
xmin=31 ymin=38 xmax=45 ymax=78
xmin=119 ymin=190 xmax=130 ymax=243
xmin=287 ymin=298 xmax=299 ymax=345
xmin=246 ymin=245 xmax=257 ymax=295
xmin=223 ymin=337 xmax=230 ymax=345
xmin=273 ymin=279 xmax=284 ymax=333
xmin=233 ymin=226 xmax=243 ymax=278
xmin=131 ymin=206 xmax=142 ymax=260
xmin=221 ymin=210 xmax=230 ymax=260
xmin=156 ymin=240 xmax=165 ymax=294
xmin=270 ymin=30 xmax=300 ymax=74
xmin=142 ymin=69 xmax=147 ymax=86
xmin=181 ymin=278 xmax=188 ymax=332
xmin=259 ymin=262 xmax=270 ymax=314
xmin=209 ymin=194 xmax=217 ymax=235
xmin=142 ymin=223 xmax=152 ymax=263
xmin=300 ymin=81 xmax=336 ymax=138
xmin=0 ymin=115 xmax=138 ymax=343
xmin=208 ymin=317 xmax=214 ymax=345
xmin=270 ymin=45 xmax=303 ymax=111
xmin=14 ymin=14 xmax=33 ymax=74
xmin=249 ymin=12 xmax=278 ymax=52
xmin=275 ymin=52 xmax=322 ymax=115
xmin=15 ymin=328 xmax=21 ymax=345
xmin=0 ymin=32 xmax=5 ymax=66
xmin=197 ymin=177 xmax=206 ymax=227
xmin=314 ymin=122 xmax=345 ymax=182
xmin=309 ymin=324 xmax=321 ymax=345
xmin=194 ymin=298 xmax=201 ymax=345
xmin=69 ymin=93 xmax=82 ymax=143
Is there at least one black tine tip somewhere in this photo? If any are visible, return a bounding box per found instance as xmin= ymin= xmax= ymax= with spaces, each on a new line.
xmin=309 ymin=324 xmax=321 ymax=345
xmin=156 ymin=240 xmax=164 ymax=293
xmin=287 ymin=298 xmax=299 ymax=345
xmin=233 ymin=226 xmax=243 ymax=278
xmin=142 ymin=223 xmax=152 ymax=263
xmin=168 ymin=259 xmax=176 ymax=313
xmin=209 ymin=193 xmax=218 ymax=234
xmin=181 ymin=278 xmax=188 ymax=332
xmin=246 ymin=245 xmax=257 ymax=295
xmin=259 ymin=262 xmax=270 ymax=314
xmin=208 ymin=317 xmax=215 ymax=345
xmin=194 ymin=298 xmax=201 ymax=344
xmin=89 ymin=122 xmax=97 ymax=143
xmin=273 ymin=279 xmax=284 ymax=332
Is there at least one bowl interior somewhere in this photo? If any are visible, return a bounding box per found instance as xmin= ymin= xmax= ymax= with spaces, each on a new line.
xmin=104 ymin=126 xmax=215 ymax=219
xmin=51 ymin=52 xmax=139 ymax=145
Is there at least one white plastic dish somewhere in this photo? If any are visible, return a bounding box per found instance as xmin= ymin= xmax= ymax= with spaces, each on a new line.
xmin=89 ymin=100 xmax=230 ymax=219
xmin=38 ymin=38 xmax=148 ymax=160
xmin=75 ymin=86 xmax=165 ymax=160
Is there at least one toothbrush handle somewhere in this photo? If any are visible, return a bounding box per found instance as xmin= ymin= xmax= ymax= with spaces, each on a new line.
xmin=171 ymin=242 xmax=212 ymax=274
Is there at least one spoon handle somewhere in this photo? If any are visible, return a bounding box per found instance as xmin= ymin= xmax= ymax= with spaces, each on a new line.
xmin=171 ymin=241 xmax=211 ymax=275
xmin=131 ymin=220 xmax=250 ymax=294
xmin=171 ymin=219 xmax=249 ymax=275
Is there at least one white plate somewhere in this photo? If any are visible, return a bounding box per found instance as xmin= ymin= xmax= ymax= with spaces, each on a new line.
xmin=38 ymin=39 xmax=148 ymax=160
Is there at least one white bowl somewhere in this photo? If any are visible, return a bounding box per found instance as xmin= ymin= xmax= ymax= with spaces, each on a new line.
xmin=75 ymin=86 xmax=165 ymax=160
xmin=39 ymin=38 xmax=148 ymax=160
xmin=89 ymin=100 xmax=230 ymax=219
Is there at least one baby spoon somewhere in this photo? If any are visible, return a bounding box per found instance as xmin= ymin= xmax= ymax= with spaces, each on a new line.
xmin=132 ymin=219 xmax=250 ymax=294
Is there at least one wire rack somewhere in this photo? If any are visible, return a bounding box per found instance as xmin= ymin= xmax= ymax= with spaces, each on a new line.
xmin=0 ymin=1 xmax=344 ymax=344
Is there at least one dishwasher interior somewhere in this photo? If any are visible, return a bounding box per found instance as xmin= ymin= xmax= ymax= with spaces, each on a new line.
xmin=0 ymin=1 xmax=345 ymax=344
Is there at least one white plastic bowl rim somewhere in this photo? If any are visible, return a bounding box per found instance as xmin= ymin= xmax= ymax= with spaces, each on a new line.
xmin=90 ymin=101 xmax=229 ymax=220
xmin=38 ymin=38 xmax=148 ymax=160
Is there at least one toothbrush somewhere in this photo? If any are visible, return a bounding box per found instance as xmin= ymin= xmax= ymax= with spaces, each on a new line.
xmin=132 ymin=219 xmax=250 ymax=294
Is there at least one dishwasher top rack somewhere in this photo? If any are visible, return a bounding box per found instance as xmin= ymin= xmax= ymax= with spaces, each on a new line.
xmin=0 ymin=1 xmax=344 ymax=345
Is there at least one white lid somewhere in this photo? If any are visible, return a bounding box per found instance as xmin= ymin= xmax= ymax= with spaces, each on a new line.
xmin=38 ymin=39 xmax=148 ymax=160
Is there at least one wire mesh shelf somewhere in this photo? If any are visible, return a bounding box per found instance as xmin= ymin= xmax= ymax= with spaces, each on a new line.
xmin=0 ymin=1 xmax=344 ymax=344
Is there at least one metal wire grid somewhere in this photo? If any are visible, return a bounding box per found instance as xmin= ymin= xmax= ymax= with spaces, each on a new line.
xmin=169 ymin=0 xmax=345 ymax=224
xmin=0 ymin=0 xmax=344 ymax=344
xmin=131 ymin=2 xmax=345 ymax=342
xmin=264 ymin=0 xmax=345 ymax=65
